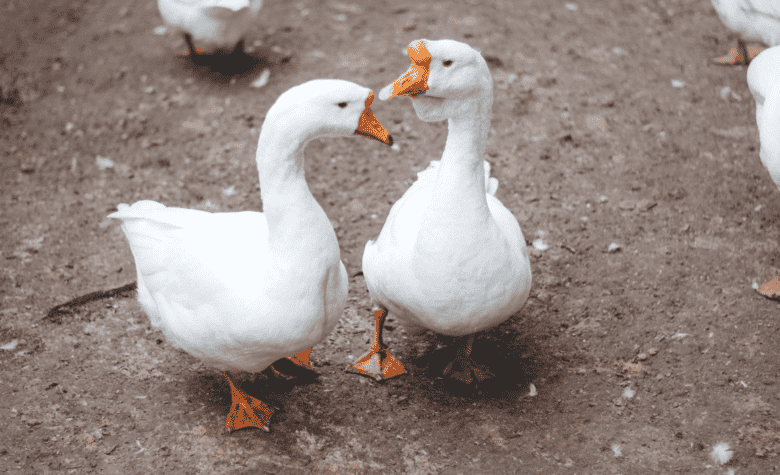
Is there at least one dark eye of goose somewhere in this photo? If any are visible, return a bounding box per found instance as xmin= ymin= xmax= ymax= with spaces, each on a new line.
xmin=338 ymin=102 xmax=348 ymax=108
xmin=442 ymin=60 xmax=453 ymax=67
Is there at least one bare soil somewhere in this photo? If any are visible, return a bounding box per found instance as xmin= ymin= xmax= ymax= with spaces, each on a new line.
xmin=2 ymin=0 xmax=780 ymax=473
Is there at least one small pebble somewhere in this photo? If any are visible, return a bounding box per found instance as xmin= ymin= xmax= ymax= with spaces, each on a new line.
xmin=251 ymin=69 xmax=271 ymax=89
xmin=96 ymin=156 xmax=115 ymax=170
xmin=0 ymin=340 xmax=19 ymax=351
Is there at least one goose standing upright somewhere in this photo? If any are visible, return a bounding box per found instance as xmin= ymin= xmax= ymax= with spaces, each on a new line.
xmin=747 ymin=46 xmax=780 ymax=299
xmin=157 ymin=0 xmax=263 ymax=56
xmin=110 ymin=80 xmax=392 ymax=431
xmin=347 ymin=39 xmax=532 ymax=383
xmin=711 ymin=0 xmax=780 ymax=64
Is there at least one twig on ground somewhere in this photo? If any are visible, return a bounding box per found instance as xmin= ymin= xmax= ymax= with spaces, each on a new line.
xmin=43 ymin=282 xmax=137 ymax=323
xmin=561 ymin=244 xmax=577 ymax=254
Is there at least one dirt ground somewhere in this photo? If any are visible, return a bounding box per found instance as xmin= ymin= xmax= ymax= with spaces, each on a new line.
xmin=2 ymin=0 xmax=780 ymax=473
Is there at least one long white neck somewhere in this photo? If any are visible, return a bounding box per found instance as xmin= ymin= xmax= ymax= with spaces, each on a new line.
xmin=255 ymin=123 xmax=335 ymax=260
xmin=424 ymin=92 xmax=493 ymax=226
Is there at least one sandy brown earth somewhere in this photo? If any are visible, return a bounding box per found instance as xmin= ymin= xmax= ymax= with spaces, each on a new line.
xmin=2 ymin=0 xmax=780 ymax=473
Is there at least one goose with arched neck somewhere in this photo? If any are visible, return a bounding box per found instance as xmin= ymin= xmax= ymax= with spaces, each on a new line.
xmin=110 ymin=79 xmax=392 ymax=431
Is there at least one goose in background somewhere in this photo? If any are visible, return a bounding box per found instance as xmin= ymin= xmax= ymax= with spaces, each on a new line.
xmin=158 ymin=0 xmax=263 ymax=56
xmin=711 ymin=0 xmax=780 ymax=64
xmin=747 ymin=46 xmax=780 ymax=299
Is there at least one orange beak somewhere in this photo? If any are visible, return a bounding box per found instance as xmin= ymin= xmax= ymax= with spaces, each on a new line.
xmin=383 ymin=40 xmax=432 ymax=99
xmin=355 ymin=92 xmax=393 ymax=145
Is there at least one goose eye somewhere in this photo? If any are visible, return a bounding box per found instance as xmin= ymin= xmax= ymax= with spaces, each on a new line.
xmin=338 ymin=102 xmax=348 ymax=108
xmin=442 ymin=60 xmax=453 ymax=67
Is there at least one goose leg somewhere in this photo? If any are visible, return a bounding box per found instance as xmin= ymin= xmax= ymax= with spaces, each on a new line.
xmin=713 ymin=38 xmax=760 ymax=65
xmin=443 ymin=334 xmax=493 ymax=384
xmin=183 ymin=33 xmax=206 ymax=65
xmin=234 ymin=40 xmax=245 ymax=56
xmin=184 ymin=33 xmax=198 ymax=57
xmin=222 ymin=371 xmax=272 ymax=432
xmin=713 ymin=38 xmax=746 ymax=65
xmin=346 ymin=309 xmax=405 ymax=381
xmin=758 ymin=276 xmax=780 ymax=301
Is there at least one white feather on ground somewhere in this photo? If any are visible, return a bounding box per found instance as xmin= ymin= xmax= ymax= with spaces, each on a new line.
xmin=710 ymin=442 xmax=733 ymax=465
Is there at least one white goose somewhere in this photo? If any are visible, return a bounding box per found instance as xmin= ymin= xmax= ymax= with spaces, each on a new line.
xmin=711 ymin=0 xmax=780 ymax=64
xmin=157 ymin=0 xmax=263 ymax=55
xmin=747 ymin=46 xmax=780 ymax=299
xmin=347 ymin=39 xmax=532 ymax=383
xmin=110 ymin=79 xmax=392 ymax=431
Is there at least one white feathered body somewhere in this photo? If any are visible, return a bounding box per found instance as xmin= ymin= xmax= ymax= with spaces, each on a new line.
xmin=158 ymin=0 xmax=263 ymax=53
xmin=748 ymin=45 xmax=780 ymax=189
xmin=363 ymin=160 xmax=531 ymax=336
xmin=110 ymin=200 xmax=347 ymax=372
xmin=712 ymin=0 xmax=780 ymax=46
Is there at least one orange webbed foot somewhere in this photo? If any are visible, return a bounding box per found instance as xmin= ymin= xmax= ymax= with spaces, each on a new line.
xmin=223 ymin=372 xmax=273 ymax=432
xmin=443 ymin=334 xmax=493 ymax=384
xmin=758 ymin=276 xmax=780 ymax=301
xmin=287 ymin=348 xmax=313 ymax=370
xmin=346 ymin=309 xmax=406 ymax=381
xmin=443 ymin=358 xmax=494 ymax=384
xmin=347 ymin=346 xmax=406 ymax=381
xmin=713 ymin=47 xmax=747 ymax=65
xmin=713 ymin=40 xmax=763 ymax=65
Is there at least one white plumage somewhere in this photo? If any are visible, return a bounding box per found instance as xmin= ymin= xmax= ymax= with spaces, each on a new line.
xmin=348 ymin=39 xmax=532 ymax=383
xmin=712 ymin=0 xmax=780 ymax=46
xmin=712 ymin=0 xmax=780 ymax=63
xmin=747 ymin=46 xmax=780 ymax=300
xmin=747 ymin=45 xmax=780 ymax=189
xmin=110 ymin=79 xmax=391 ymax=430
xmin=157 ymin=0 xmax=263 ymax=54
